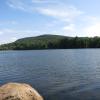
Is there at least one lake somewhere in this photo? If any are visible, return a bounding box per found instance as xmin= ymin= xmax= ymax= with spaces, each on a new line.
xmin=0 ymin=49 xmax=100 ymax=100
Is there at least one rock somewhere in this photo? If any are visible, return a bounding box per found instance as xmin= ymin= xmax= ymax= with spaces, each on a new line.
xmin=0 ymin=83 xmax=43 ymax=100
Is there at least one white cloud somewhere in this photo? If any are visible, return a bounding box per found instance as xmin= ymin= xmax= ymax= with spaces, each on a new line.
xmin=7 ymin=0 xmax=25 ymax=10
xmin=10 ymin=37 xmax=17 ymax=42
xmin=0 ymin=31 xmax=3 ymax=35
xmin=7 ymin=0 xmax=100 ymax=37
xmin=79 ymin=16 xmax=100 ymax=37
xmin=0 ymin=29 xmax=42 ymax=35
xmin=32 ymin=0 xmax=54 ymax=3
xmin=0 ymin=20 xmax=17 ymax=26
xmin=63 ymin=24 xmax=75 ymax=32
xmin=0 ymin=28 xmax=43 ymax=44
xmin=0 ymin=29 xmax=18 ymax=44
xmin=37 ymin=5 xmax=83 ymax=22
xmin=0 ymin=29 xmax=16 ymax=34
xmin=7 ymin=0 xmax=83 ymax=22
xmin=7 ymin=0 xmax=34 ymax=12
xmin=0 ymin=37 xmax=17 ymax=44
xmin=86 ymin=16 xmax=98 ymax=22
xmin=84 ymin=22 xmax=100 ymax=37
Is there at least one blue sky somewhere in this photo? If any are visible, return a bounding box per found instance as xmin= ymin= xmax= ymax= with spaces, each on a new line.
xmin=0 ymin=0 xmax=100 ymax=44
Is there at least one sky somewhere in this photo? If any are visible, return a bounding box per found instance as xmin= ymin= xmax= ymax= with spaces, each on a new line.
xmin=1 ymin=0 xmax=100 ymax=44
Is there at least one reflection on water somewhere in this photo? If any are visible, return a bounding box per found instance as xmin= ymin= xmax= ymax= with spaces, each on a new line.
xmin=0 ymin=49 xmax=100 ymax=100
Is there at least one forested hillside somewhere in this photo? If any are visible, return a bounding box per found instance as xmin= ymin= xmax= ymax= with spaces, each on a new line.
xmin=0 ymin=35 xmax=100 ymax=50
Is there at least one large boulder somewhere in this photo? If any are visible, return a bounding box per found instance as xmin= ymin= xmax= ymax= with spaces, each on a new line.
xmin=0 ymin=83 xmax=43 ymax=100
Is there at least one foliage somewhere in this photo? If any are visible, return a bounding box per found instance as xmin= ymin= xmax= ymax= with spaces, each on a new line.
xmin=1 ymin=35 xmax=100 ymax=50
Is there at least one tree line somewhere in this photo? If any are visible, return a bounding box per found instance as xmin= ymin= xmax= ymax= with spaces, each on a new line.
xmin=0 ymin=36 xmax=100 ymax=50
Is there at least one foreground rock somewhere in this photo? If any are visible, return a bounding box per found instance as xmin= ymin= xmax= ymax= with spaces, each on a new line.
xmin=0 ymin=83 xmax=43 ymax=100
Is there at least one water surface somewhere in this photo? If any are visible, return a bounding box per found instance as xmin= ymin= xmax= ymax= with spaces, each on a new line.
xmin=0 ymin=49 xmax=100 ymax=100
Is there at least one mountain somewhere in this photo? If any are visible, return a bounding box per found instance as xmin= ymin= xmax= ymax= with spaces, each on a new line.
xmin=1 ymin=34 xmax=100 ymax=50
xmin=0 ymin=34 xmax=67 ymax=50
xmin=15 ymin=34 xmax=66 ymax=43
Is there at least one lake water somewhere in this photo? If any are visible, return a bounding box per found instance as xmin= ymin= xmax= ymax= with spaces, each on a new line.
xmin=0 ymin=49 xmax=100 ymax=100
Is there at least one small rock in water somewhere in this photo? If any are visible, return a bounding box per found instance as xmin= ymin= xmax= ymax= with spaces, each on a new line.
xmin=0 ymin=83 xmax=43 ymax=100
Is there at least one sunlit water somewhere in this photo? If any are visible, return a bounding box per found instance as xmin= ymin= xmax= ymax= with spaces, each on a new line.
xmin=0 ymin=49 xmax=100 ymax=100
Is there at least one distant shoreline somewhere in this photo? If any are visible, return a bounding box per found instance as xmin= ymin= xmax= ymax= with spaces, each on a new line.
xmin=0 ymin=34 xmax=100 ymax=50
xmin=1 ymin=48 xmax=100 ymax=51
